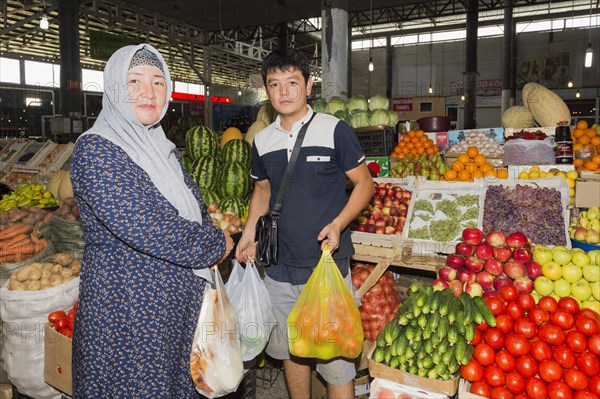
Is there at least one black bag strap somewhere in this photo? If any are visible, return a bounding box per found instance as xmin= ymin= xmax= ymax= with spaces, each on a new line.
xmin=271 ymin=112 xmax=317 ymax=217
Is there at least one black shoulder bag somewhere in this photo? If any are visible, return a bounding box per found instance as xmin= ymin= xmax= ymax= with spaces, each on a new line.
xmin=255 ymin=113 xmax=317 ymax=266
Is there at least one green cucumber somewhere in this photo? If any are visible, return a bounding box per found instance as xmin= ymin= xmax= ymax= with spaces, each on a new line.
xmin=437 ymin=339 xmax=450 ymax=354
xmin=460 ymin=292 xmax=475 ymax=326
xmin=428 ymin=311 xmax=441 ymax=330
xmin=448 ymin=298 xmax=463 ymax=325
xmin=473 ymin=296 xmax=497 ymax=327
xmin=459 ymin=344 xmax=474 ymax=366
xmin=464 ymin=323 xmax=476 ymax=343
xmin=454 ymin=337 xmax=467 ymax=362
xmin=430 ymin=289 xmax=442 ymax=312
xmin=442 ymin=345 xmax=456 ymax=365
xmin=437 ymin=317 xmax=450 ymax=340
xmin=373 ymin=348 xmax=385 ymax=363
xmin=447 ymin=325 xmax=459 ymax=344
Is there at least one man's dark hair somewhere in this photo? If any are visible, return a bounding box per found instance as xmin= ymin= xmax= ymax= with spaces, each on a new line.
xmin=261 ymin=48 xmax=310 ymax=87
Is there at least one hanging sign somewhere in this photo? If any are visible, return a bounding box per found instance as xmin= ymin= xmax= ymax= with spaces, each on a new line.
xmin=89 ymin=30 xmax=138 ymax=61
xmin=392 ymin=97 xmax=413 ymax=112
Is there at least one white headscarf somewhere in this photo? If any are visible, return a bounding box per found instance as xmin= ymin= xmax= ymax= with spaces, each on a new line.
xmin=78 ymin=43 xmax=203 ymax=224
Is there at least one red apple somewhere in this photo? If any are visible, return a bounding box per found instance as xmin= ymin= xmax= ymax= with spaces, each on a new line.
xmin=375 ymin=226 xmax=385 ymax=234
xmin=485 ymin=231 xmax=506 ymax=247
xmin=376 ymin=187 xmax=386 ymax=197
xmin=438 ymin=267 xmax=457 ymax=282
xmin=366 ymin=224 xmax=376 ymax=233
xmin=465 ymin=256 xmax=484 ymax=273
xmin=462 ymin=228 xmax=484 ymax=245
xmin=457 ymin=268 xmax=476 ymax=283
xmin=513 ymin=276 xmax=534 ymax=294
xmin=476 ymin=271 xmax=495 ymax=291
xmin=384 ymin=182 xmax=394 ymax=190
xmin=483 ymin=290 xmax=501 ymax=299
xmin=448 ymin=280 xmax=464 ymax=298
xmin=484 ymin=258 xmax=504 ymax=276
xmin=432 ymin=279 xmax=449 ymax=291
xmin=384 ymin=226 xmax=396 ymax=235
xmin=512 ymin=248 xmax=532 ymax=263
xmin=493 ymin=246 xmax=513 ymax=263
xmin=506 ymin=232 xmax=528 ymax=249
xmin=375 ymin=219 xmax=386 ymax=228
xmin=476 ymin=243 xmax=494 ymax=260
xmin=464 ymin=281 xmax=484 ymax=297
xmin=493 ymin=274 xmax=513 ymax=291
xmin=525 ymin=260 xmax=543 ymax=280
xmin=356 ymin=224 xmax=367 ymax=232
xmin=455 ymin=242 xmax=475 ymax=257
xmin=446 ymin=254 xmax=465 ymax=269
xmin=504 ymin=260 xmax=525 ymax=279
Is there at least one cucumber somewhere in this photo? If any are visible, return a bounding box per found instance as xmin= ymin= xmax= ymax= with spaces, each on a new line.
xmin=437 ymin=317 xmax=450 ymax=340
xmin=396 ymin=334 xmax=409 ymax=355
xmin=408 ymin=281 xmax=422 ymax=296
xmin=422 ymin=327 xmax=433 ymax=340
xmin=454 ymin=337 xmax=467 ymax=362
xmin=409 ymin=364 xmax=419 ymax=375
xmin=422 ymin=356 xmax=434 ymax=370
xmin=424 ymin=339 xmax=434 ymax=354
xmin=456 ymin=317 xmax=466 ymax=336
xmin=448 ymin=298 xmax=463 ymax=325
xmin=410 ymin=339 xmax=422 ymax=353
xmin=415 ymin=290 xmax=428 ymax=308
xmin=418 ymin=313 xmax=428 ymax=329
xmin=414 ymin=327 xmax=423 ymax=342
xmin=472 ymin=299 xmax=485 ymax=324
xmin=429 ymin=333 xmax=441 ymax=348
xmin=438 ymin=289 xmax=453 ymax=316
xmin=442 ymin=345 xmax=455 ymax=365
xmin=437 ymin=339 xmax=449 ymax=354
xmin=447 ymin=325 xmax=459 ymax=344
xmin=376 ymin=329 xmax=387 ymax=348
xmin=435 ymin=362 xmax=448 ymax=377
xmin=418 ymin=366 xmax=428 ymax=377
xmin=384 ymin=348 xmax=393 ymax=364
xmin=430 ymin=289 xmax=442 ymax=312
xmin=373 ymin=348 xmax=385 ymax=363
xmin=405 ymin=326 xmax=416 ymax=342
xmin=390 ymin=356 xmax=400 ymax=370
xmin=460 ymin=292 xmax=475 ymax=326
xmin=428 ymin=311 xmax=441 ymax=331
xmin=473 ymin=296 xmax=497 ymax=327
xmin=432 ymin=351 xmax=443 ymax=365
xmin=460 ymin=344 xmax=474 ymax=366
xmin=398 ymin=311 xmax=411 ymax=326
xmin=448 ymin=357 xmax=461 ymax=374
xmin=390 ymin=323 xmax=401 ymax=341
xmin=427 ymin=368 xmax=439 ymax=380
xmin=422 ymin=300 xmax=432 ymax=315
xmin=464 ymin=323 xmax=476 ymax=343
xmin=384 ymin=323 xmax=394 ymax=345
xmin=405 ymin=346 xmax=415 ymax=359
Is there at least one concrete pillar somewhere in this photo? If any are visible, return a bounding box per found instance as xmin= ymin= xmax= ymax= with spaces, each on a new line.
xmin=58 ymin=0 xmax=81 ymax=117
xmin=501 ymin=0 xmax=515 ymax=115
xmin=321 ymin=0 xmax=348 ymax=101
xmin=464 ymin=0 xmax=478 ymax=129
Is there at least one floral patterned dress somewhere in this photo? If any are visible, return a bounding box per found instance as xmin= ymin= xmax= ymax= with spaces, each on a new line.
xmin=71 ymin=134 xmax=225 ymax=398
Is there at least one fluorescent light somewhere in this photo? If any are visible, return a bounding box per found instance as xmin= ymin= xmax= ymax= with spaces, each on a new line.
xmin=368 ymin=57 xmax=374 ymax=72
xmin=26 ymin=97 xmax=42 ymax=106
xmin=40 ymin=14 xmax=49 ymax=30
xmin=585 ymin=44 xmax=593 ymax=68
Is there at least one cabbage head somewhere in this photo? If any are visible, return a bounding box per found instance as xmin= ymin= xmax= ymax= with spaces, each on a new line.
xmin=311 ymin=98 xmax=327 ymax=113
xmin=387 ymin=110 xmax=399 ymax=127
xmin=325 ymin=97 xmax=347 ymax=115
xmin=368 ymin=94 xmax=390 ymax=111
xmin=370 ymin=109 xmax=390 ymax=126
xmin=350 ymin=111 xmax=371 ymax=129
xmin=334 ymin=110 xmax=349 ymax=124
xmin=346 ymin=95 xmax=368 ymax=113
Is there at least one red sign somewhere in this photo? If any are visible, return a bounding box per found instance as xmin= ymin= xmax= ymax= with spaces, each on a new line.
xmin=171 ymin=92 xmax=231 ymax=104
xmin=392 ymin=97 xmax=413 ymax=112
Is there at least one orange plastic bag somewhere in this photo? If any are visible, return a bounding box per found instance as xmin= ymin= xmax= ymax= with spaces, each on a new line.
xmin=287 ymin=249 xmax=364 ymax=360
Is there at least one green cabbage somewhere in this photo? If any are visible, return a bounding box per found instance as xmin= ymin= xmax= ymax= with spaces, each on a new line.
xmin=334 ymin=110 xmax=349 ymax=124
xmin=350 ymin=111 xmax=371 ymax=129
xmin=325 ymin=97 xmax=347 ymax=115
xmin=387 ymin=110 xmax=399 ymax=127
xmin=346 ymin=95 xmax=368 ymax=113
xmin=311 ymin=98 xmax=327 ymax=113
xmin=370 ymin=109 xmax=390 ymax=126
xmin=368 ymin=94 xmax=390 ymax=111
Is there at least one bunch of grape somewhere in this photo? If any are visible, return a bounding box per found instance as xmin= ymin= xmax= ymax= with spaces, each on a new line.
xmin=408 ymin=225 xmax=430 ymax=240
xmin=482 ymin=185 xmax=566 ymax=245
xmin=429 ymin=219 xmax=461 ymax=243
xmin=414 ymin=199 xmax=434 ymax=214
xmin=463 ymin=207 xmax=480 ymax=220
xmin=457 ymin=193 xmax=479 ymax=207
xmin=436 ymin=199 xmax=461 ymax=220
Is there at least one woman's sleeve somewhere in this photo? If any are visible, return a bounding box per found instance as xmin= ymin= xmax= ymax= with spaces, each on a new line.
xmin=71 ymin=135 xmax=225 ymax=269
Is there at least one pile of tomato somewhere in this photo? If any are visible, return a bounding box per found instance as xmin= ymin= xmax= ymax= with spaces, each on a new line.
xmin=47 ymin=301 xmax=77 ymax=339
xmin=461 ymin=286 xmax=600 ymax=399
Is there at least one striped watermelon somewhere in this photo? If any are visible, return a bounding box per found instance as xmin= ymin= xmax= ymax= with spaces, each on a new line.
xmin=191 ymin=155 xmax=220 ymax=191
xmin=185 ymin=125 xmax=219 ymax=160
xmin=201 ymin=190 xmax=221 ymax=207
xmin=219 ymin=196 xmax=246 ymax=217
xmin=217 ymin=161 xmax=252 ymax=198
xmin=221 ymin=139 xmax=251 ymax=168
xmin=181 ymin=155 xmax=193 ymax=173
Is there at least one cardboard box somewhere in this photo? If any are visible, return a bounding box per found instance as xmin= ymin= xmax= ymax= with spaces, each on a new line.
xmin=370 ymin=378 xmax=449 ymax=399
xmin=576 ymin=172 xmax=600 ymax=208
xmin=447 ymin=128 xmax=504 ymax=147
xmin=507 ymin=163 xmax=575 ymax=179
xmin=311 ymin=370 xmax=370 ymax=399
xmin=44 ymin=324 xmax=72 ymax=397
xmin=458 ymin=379 xmax=486 ymax=399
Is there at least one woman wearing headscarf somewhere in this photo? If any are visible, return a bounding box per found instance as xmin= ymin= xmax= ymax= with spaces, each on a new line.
xmin=70 ymin=43 xmax=232 ymax=398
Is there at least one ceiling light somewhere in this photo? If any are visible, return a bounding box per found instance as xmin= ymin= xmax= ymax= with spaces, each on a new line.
xmin=584 ymin=44 xmax=593 ymax=68
xmin=368 ymin=57 xmax=374 ymax=72
xmin=428 ymin=84 xmax=433 ymax=94
xmin=576 ymin=89 xmax=581 ymax=98
xmin=40 ymin=14 xmax=49 ymax=30
xmin=460 ymin=94 xmax=465 ymax=101
xmin=237 ymin=87 xmax=242 ymax=96
xmin=567 ymin=78 xmax=573 ymax=88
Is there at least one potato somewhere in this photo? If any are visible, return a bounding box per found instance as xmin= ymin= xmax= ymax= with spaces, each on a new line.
xmin=41 ymin=270 xmax=52 ymax=280
xmin=9 ymin=279 xmax=24 ymax=290
xmin=40 ymin=281 xmax=51 ymax=290
xmin=50 ymin=264 xmax=63 ymax=274
xmin=49 ymin=274 xmax=63 ymax=287
xmin=25 ymin=280 xmax=41 ymax=291
xmin=42 ymin=263 xmax=54 ymax=271
xmin=52 ymin=253 xmax=74 ymax=267
xmin=62 ymin=276 xmax=74 ymax=284
xmin=70 ymin=260 xmax=81 ymax=275
xmin=15 ymin=265 xmax=36 ymax=282
xmin=29 ymin=269 xmax=42 ymax=281
xmin=61 ymin=268 xmax=73 ymax=279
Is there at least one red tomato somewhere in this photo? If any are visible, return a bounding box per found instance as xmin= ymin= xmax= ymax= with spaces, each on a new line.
xmin=58 ymin=328 xmax=73 ymax=339
xmin=547 ymin=381 xmax=574 ymax=399
xmin=484 ymin=328 xmax=505 ymax=350
xmin=67 ymin=308 xmax=76 ymax=321
xmin=505 ymin=333 xmax=531 ymax=357
xmin=576 ymin=351 xmax=600 ymax=377
xmin=483 ymin=365 xmax=506 ymax=387
xmin=566 ymin=330 xmax=588 ymax=353
xmin=496 ymin=314 xmax=515 ymax=334
xmin=559 ymin=297 xmax=581 ymax=314
xmin=506 ymin=301 xmax=525 ymax=321
xmin=514 ymin=318 xmax=537 ymax=338
xmin=470 ymin=381 xmax=492 ymax=398
xmin=538 ymin=323 xmax=566 ymax=345
xmin=554 ymin=345 xmax=577 ymax=369
xmin=471 ymin=328 xmax=483 ymax=346
xmin=485 ymin=296 xmax=506 ymax=317
xmin=461 ymin=358 xmax=484 ymax=382
xmin=505 ymin=370 xmax=526 ymax=394
xmin=491 ymin=386 xmax=514 ymax=399
xmin=516 ymin=355 xmax=538 ymax=378
xmin=518 ymin=293 xmax=536 ymax=311
xmin=526 ymin=377 xmax=548 ymax=399
xmin=578 ymin=308 xmax=600 ymax=321
xmin=476 ymin=320 xmax=490 ymax=332
xmin=538 ymin=296 xmax=559 ymax=313
xmin=551 ymin=309 xmax=576 ymax=330
xmin=531 ymin=340 xmax=553 ymax=362
xmin=538 ymin=359 xmax=563 ymax=383
xmin=495 ymin=350 xmax=516 ymax=372
xmin=48 ymin=310 xmax=67 ymax=324
xmin=528 ymin=307 xmax=550 ymax=326
xmin=500 ymin=285 xmax=519 ymax=302
xmin=55 ymin=318 xmax=69 ymax=330
xmin=576 ymin=315 xmax=600 ymax=336
xmin=474 ymin=343 xmax=496 ymax=366
xmin=514 ymin=395 xmax=528 ymax=399
xmin=573 ymin=392 xmax=600 ymax=399
xmin=589 ymin=375 xmax=600 ymax=396
xmin=589 ymin=334 xmax=600 ymax=355
xmin=564 ymin=369 xmax=588 ymax=391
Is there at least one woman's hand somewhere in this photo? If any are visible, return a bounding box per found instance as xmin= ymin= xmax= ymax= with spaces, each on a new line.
xmin=210 ymin=232 xmax=234 ymax=271
xmin=235 ymin=233 xmax=257 ymax=263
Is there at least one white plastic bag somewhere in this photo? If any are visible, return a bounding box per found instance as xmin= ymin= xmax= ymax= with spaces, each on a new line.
xmin=190 ymin=268 xmax=244 ymax=398
xmin=502 ymin=137 xmax=555 ymax=164
xmin=0 ymin=277 xmax=79 ymax=399
xmin=228 ymin=259 xmax=277 ymax=361
xmin=224 ymin=259 xmax=245 ymax=298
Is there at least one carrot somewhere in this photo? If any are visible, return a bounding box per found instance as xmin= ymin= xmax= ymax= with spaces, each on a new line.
xmin=0 ymin=243 xmax=37 ymax=257
xmin=0 ymin=224 xmax=33 ymax=241
xmin=30 ymin=235 xmax=42 ymax=245
xmin=0 ymin=254 xmax=16 ymax=263
xmin=0 ymin=233 xmax=29 ymax=248
xmin=5 ymin=238 xmax=33 ymax=251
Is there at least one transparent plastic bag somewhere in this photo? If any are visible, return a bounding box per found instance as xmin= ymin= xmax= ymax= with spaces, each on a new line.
xmin=190 ymin=268 xmax=244 ymax=398
xmin=228 ymin=259 xmax=277 ymax=361
xmin=224 ymin=259 xmax=245 ymax=298
xmin=287 ymin=249 xmax=364 ymax=360
xmin=502 ymin=137 xmax=556 ymax=164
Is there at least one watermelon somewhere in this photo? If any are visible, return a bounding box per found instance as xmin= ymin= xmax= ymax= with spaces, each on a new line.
xmin=217 ymin=161 xmax=252 ymax=198
xmin=219 ymin=196 xmax=246 ymax=217
xmin=201 ymin=190 xmax=221 ymax=207
xmin=191 ymin=155 xmax=220 ymax=191
xmin=221 ymin=139 xmax=251 ymax=168
xmin=181 ymin=155 xmax=193 ymax=173
xmin=185 ymin=125 xmax=219 ymax=160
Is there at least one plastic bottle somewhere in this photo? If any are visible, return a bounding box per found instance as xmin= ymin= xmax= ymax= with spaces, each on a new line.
xmin=555 ymin=121 xmax=573 ymax=164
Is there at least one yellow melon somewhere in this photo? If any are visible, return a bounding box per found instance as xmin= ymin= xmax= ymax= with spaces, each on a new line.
xmin=220 ymin=127 xmax=243 ymax=149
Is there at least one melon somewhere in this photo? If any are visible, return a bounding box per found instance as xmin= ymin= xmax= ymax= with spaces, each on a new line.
xmin=221 ymin=139 xmax=251 ymax=168
xmin=256 ymin=103 xmax=274 ymax=125
xmin=185 ymin=125 xmax=219 ymax=160
xmin=522 ymin=83 xmax=571 ymax=127
xmin=201 ymin=190 xmax=221 ymax=207
xmin=501 ymin=106 xmax=535 ymax=129
xmin=191 ymin=155 xmax=220 ymax=192
xmin=245 ymin=120 xmax=267 ymax=146
xmin=218 ymin=196 xmax=247 ymax=217
xmin=217 ymin=161 xmax=251 ymax=198
xmin=220 ymin=127 xmax=243 ymax=149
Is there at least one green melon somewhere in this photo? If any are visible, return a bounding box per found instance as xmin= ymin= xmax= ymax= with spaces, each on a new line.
xmin=191 ymin=155 xmax=220 ymax=191
xmin=221 ymin=139 xmax=251 ymax=168
xmin=185 ymin=125 xmax=219 ymax=160
xmin=201 ymin=189 xmax=221 ymax=207
xmin=217 ymin=161 xmax=252 ymax=198
xmin=181 ymin=155 xmax=193 ymax=173
xmin=219 ymin=196 xmax=246 ymax=217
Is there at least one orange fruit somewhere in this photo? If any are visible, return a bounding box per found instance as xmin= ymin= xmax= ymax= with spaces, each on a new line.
xmin=591 ymin=137 xmax=600 ymax=146
xmin=426 ymin=147 xmax=435 ymax=156
xmin=591 ymin=154 xmax=600 ymax=164
xmin=411 ymin=137 xmax=419 ymax=144
xmin=573 ymin=159 xmax=584 ymax=168
xmin=420 ymin=135 xmax=429 ymax=143
xmin=473 ymin=170 xmax=484 ymax=179
xmin=445 ymin=170 xmax=458 ymax=180
xmin=585 ymin=128 xmax=597 ymax=138
xmin=573 ymin=129 xmax=586 ymax=139
xmin=415 ymin=141 xmax=423 ymax=148
xmin=401 ymin=147 xmax=410 ymax=155
xmin=482 ymin=163 xmax=495 ymax=173
xmin=496 ymin=169 xmax=509 ymax=179
xmin=576 ymin=120 xmax=588 ymax=130
xmin=407 ymin=142 xmax=415 ymax=149
xmin=485 ymin=170 xmax=497 ymax=178
xmin=459 ymin=170 xmax=472 ymax=182
xmin=423 ymin=141 xmax=432 ymax=149
xmin=458 ymin=154 xmax=470 ymax=164
xmin=452 ymin=161 xmax=465 ymax=172
xmin=584 ymin=160 xmax=599 ymax=171
xmin=433 ymin=145 xmax=439 ymax=152
xmin=465 ymin=162 xmax=479 ymax=174
xmin=417 ymin=146 xmax=425 ymax=155
xmin=467 ymin=146 xmax=479 ymax=158
xmin=579 ymin=136 xmax=591 ymax=145
xmin=408 ymin=130 xmax=416 ymax=138
xmin=474 ymin=154 xmax=487 ymax=166
xmin=573 ymin=143 xmax=584 ymax=152
xmin=416 ymin=130 xmax=424 ymax=138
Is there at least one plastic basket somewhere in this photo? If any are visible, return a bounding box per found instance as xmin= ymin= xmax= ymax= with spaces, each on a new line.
xmin=354 ymin=125 xmax=396 ymax=157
